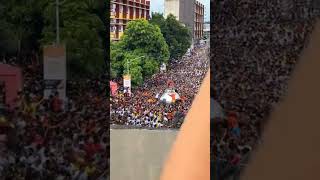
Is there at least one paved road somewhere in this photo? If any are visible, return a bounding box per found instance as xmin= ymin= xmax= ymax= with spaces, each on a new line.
xmin=110 ymin=129 xmax=178 ymax=180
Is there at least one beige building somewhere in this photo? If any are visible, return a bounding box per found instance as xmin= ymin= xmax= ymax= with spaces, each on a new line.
xmin=194 ymin=1 xmax=204 ymax=40
xmin=164 ymin=0 xmax=205 ymax=42
xmin=110 ymin=0 xmax=151 ymax=41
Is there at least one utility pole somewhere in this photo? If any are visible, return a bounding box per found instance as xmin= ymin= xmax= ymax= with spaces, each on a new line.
xmin=56 ymin=0 xmax=60 ymax=45
xmin=126 ymin=58 xmax=130 ymax=75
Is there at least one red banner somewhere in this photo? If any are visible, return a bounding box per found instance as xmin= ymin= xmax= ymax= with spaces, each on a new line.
xmin=110 ymin=81 xmax=118 ymax=96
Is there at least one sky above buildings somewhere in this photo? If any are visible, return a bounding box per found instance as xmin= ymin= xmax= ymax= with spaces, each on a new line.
xmin=150 ymin=0 xmax=210 ymax=22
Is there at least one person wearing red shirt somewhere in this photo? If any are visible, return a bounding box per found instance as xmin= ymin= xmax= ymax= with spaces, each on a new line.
xmin=227 ymin=112 xmax=238 ymax=129
xmin=84 ymin=136 xmax=102 ymax=160
xmin=51 ymin=92 xmax=62 ymax=113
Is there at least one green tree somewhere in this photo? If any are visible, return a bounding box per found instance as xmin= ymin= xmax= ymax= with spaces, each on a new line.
xmin=0 ymin=0 xmax=106 ymax=81
xmin=121 ymin=19 xmax=170 ymax=64
xmin=111 ymin=42 xmax=160 ymax=85
xmin=110 ymin=42 xmax=125 ymax=79
xmin=41 ymin=0 xmax=105 ymax=79
xmin=122 ymin=52 xmax=143 ymax=86
xmin=149 ymin=12 xmax=167 ymax=36
xmin=150 ymin=13 xmax=191 ymax=61
xmin=142 ymin=57 xmax=159 ymax=78
xmin=0 ymin=0 xmax=44 ymax=59
xmin=110 ymin=20 xmax=168 ymax=85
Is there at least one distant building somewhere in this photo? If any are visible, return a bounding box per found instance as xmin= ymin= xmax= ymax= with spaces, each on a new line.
xmin=204 ymin=22 xmax=210 ymax=39
xmin=194 ymin=1 xmax=204 ymax=40
xmin=164 ymin=0 xmax=204 ymax=43
xmin=110 ymin=0 xmax=151 ymax=41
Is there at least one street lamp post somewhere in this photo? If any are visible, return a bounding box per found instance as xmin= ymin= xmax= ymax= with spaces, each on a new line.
xmin=56 ymin=0 xmax=60 ymax=45
xmin=126 ymin=58 xmax=130 ymax=75
xmin=126 ymin=56 xmax=145 ymax=75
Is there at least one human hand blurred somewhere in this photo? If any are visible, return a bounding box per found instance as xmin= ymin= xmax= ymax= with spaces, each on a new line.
xmin=160 ymin=70 xmax=210 ymax=180
xmin=242 ymin=19 xmax=320 ymax=180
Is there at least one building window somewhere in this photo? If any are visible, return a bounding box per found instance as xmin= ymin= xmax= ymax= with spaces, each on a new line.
xmin=111 ymin=25 xmax=117 ymax=32
xmin=119 ymin=26 xmax=123 ymax=32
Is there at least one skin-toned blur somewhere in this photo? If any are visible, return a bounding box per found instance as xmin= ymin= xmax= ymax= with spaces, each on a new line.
xmin=160 ymin=71 xmax=210 ymax=180
xmin=242 ymin=20 xmax=320 ymax=180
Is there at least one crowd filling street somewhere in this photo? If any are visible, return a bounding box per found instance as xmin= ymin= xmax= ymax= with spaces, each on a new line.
xmin=111 ymin=44 xmax=209 ymax=129
xmin=0 ymin=56 xmax=108 ymax=179
xmin=211 ymin=1 xmax=319 ymax=179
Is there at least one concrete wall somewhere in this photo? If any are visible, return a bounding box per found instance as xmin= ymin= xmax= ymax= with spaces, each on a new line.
xmin=164 ymin=0 xmax=195 ymax=38
xmin=179 ymin=0 xmax=195 ymax=38
xmin=110 ymin=129 xmax=178 ymax=180
xmin=164 ymin=0 xmax=180 ymax=20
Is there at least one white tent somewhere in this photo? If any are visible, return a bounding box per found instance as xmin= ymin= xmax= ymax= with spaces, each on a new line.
xmin=160 ymin=89 xmax=180 ymax=104
xmin=211 ymin=98 xmax=225 ymax=119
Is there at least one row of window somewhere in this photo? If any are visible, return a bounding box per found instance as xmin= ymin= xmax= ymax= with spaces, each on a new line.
xmin=111 ymin=3 xmax=149 ymax=12
xmin=110 ymin=25 xmax=124 ymax=32
xmin=113 ymin=0 xmax=150 ymax=6
xmin=111 ymin=5 xmax=149 ymax=18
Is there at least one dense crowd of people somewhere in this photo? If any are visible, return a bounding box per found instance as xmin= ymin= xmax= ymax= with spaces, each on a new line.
xmin=111 ymin=44 xmax=209 ymax=129
xmin=0 ymin=55 xmax=108 ymax=180
xmin=211 ymin=1 xmax=319 ymax=179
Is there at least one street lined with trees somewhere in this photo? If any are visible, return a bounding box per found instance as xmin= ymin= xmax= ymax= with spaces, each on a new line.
xmin=111 ymin=13 xmax=192 ymax=86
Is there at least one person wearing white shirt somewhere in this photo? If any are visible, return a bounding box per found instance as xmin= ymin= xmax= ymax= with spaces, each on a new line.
xmin=152 ymin=121 xmax=157 ymax=128
xmin=145 ymin=119 xmax=149 ymax=125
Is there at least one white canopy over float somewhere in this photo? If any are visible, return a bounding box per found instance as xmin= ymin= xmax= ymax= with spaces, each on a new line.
xmin=160 ymin=89 xmax=180 ymax=104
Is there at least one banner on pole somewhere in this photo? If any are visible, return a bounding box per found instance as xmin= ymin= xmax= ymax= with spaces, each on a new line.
xmin=110 ymin=81 xmax=118 ymax=96
xmin=43 ymin=45 xmax=66 ymax=104
xmin=123 ymin=75 xmax=131 ymax=95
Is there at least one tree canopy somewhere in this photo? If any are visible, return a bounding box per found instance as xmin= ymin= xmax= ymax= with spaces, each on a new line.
xmin=121 ymin=19 xmax=169 ymax=64
xmin=111 ymin=19 xmax=169 ymax=86
xmin=150 ymin=13 xmax=192 ymax=61
xmin=0 ymin=0 xmax=106 ymax=79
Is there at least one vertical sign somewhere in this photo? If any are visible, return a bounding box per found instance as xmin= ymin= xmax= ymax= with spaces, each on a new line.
xmin=160 ymin=63 xmax=166 ymax=72
xmin=43 ymin=45 xmax=66 ymax=104
xmin=123 ymin=75 xmax=131 ymax=95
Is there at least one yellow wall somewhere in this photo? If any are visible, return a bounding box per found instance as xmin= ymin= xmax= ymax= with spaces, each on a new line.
xmin=119 ymin=12 xmax=123 ymax=19
xmin=110 ymin=32 xmax=116 ymax=39
xmin=119 ymin=32 xmax=124 ymax=39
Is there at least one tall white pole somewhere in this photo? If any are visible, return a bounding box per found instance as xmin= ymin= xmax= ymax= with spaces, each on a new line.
xmin=56 ymin=0 xmax=60 ymax=45
xmin=127 ymin=59 xmax=130 ymax=75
